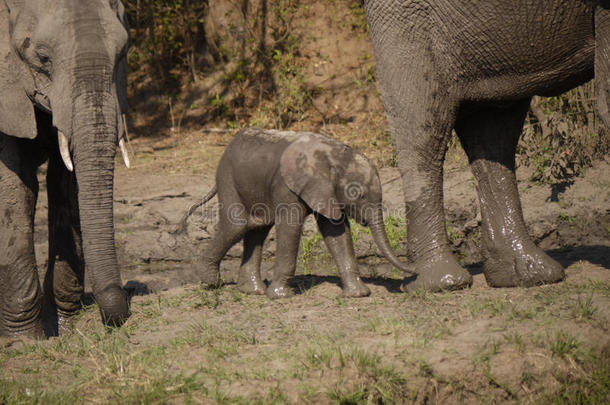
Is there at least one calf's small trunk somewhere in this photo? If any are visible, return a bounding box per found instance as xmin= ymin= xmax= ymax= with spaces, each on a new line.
xmin=368 ymin=205 xmax=418 ymax=275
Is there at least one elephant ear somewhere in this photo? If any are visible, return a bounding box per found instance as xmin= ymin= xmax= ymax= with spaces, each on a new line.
xmin=280 ymin=134 xmax=344 ymax=221
xmin=596 ymin=1 xmax=610 ymax=128
xmin=0 ymin=1 xmax=36 ymax=139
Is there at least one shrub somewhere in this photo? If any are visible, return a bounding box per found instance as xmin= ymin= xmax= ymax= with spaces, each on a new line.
xmin=124 ymin=0 xmax=209 ymax=85
xmin=518 ymin=82 xmax=610 ymax=184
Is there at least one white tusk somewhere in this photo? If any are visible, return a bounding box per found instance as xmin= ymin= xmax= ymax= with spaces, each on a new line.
xmin=57 ymin=131 xmax=74 ymax=172
xmin=119 ymin=138 xmax=130 ymax=168
xmin=119 ymin=114 xmax=131 ymax=169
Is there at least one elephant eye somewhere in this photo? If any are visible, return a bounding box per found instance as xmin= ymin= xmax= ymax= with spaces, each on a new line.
xmin=35 ymin=47 xmax=52 ymax=68
xmin=38 ymin=53 xmax=49 ymax=64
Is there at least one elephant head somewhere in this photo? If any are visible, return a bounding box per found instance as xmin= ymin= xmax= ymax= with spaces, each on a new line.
xmin=280 ymin=133 xmax=416 ymax=275
xmin=0 ymin=0 xmax=131 ymax=326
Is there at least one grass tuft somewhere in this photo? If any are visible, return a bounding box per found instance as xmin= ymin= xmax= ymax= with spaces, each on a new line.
xmin=549 ymin=331 xmax=580 ymax=358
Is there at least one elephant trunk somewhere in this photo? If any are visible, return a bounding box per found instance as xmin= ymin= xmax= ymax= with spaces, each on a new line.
xmin=368 ymin=205 xmax=418 ymax=275
xmin=71 ymin=91 xmax=129 ymax=326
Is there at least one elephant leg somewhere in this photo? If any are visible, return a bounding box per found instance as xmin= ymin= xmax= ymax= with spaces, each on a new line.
xmin=42 ymin=152 xmax=85 ymax=336
xmin=370 ymin=45 xmax=472 ymax=291
xmin=316 ymin=216 xmax=370 ymax=297
xmin=455 ymin=100 xmax=564 ymax=287
xmin=237 ymin=226 xmax=272 ymax=295
xmin=266 ymin=216 xmax=303 ymax=299
xmin=200 ymin=193 xmax=248 ymax=287
xmin=0 ymin=136 xmax=44 ymax=338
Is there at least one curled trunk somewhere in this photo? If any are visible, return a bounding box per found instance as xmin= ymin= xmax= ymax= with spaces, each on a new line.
xmin=368 ymin=206 xmax=418 ymax=275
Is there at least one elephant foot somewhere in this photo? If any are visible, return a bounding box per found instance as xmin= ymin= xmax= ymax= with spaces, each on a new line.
xmin=42 ymin=306 xmax=80 ymax=337
xmin=401 ymin=252 xmax=472 ymax=292
xmin=483 ymin=243 xmax=564 ymax=287
xmin=1 ymin=321 xmax=45 ymax=339
xmin=266 ymin=282 xmax=294 ymax=299
xmin=198 ymin=261 xmax=222 ymax=288
xmin=237 ymin=272 xmax=266 ymax=295
xmin=341 ymin=277 xmax=371 ymax=298
xmin=56 ymin=310 xmax=79 ymax=336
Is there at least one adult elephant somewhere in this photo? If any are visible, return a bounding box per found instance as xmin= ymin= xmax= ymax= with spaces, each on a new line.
xmin=363 ymin=0 xmax=609 ymax=291
xmin=0 ymin=0 xmax=131 ymax=338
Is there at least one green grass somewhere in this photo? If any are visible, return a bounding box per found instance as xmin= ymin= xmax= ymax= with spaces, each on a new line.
xmin=296 ymin=342 xmax=411 ymax=404
xmin=384 ymin=215 xmax=408 ymax=250
xmin=1 ymin=271 xmax=608 ymax=404
xmin=549 ymin=331 xmax=580 ymax=358
xmin=466 ymin=296 xmax=511 ymax=317
xmin=503 ymin=332 xmax=526 ymax=353
xmin=300 ymin=232 xmax=327 ymax=274
xmin=543 ymin=348 xmax=610 ymax=404
xmin=571 ymin=294 xmax=599 ymax=320
xmin=0 ymin=379 xmax=83 ymax=405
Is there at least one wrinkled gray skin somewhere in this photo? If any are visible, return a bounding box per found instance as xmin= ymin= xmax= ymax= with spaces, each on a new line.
xmin=0 ymin=0 xmax=130 ymax=338
xmin=364 ymin=0 xmax=610 ymax=291
xmin=193 ymin=128 xmax=415 ymax=299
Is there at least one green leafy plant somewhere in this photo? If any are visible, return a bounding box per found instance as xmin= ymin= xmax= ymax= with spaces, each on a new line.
xmin=518 ymin=82 xmax=610 ymax=184
xmin=210 ymin=93 xmax=229 ymax=117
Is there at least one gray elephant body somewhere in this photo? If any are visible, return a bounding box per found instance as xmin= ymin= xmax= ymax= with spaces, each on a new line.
xmin=193 ymin=128 xmax=413 ymax=299
xmin=0 ymin=0 xmax=130 ymax=338
xmin=364 ymin=0 xmax=609 ymax=290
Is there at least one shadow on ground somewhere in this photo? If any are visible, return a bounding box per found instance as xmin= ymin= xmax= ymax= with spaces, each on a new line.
xmin=548 ymin=245 xmax=610 ymax=269
xmin=291 ymin=274 xmax=404 ymax=294
xmin=116 ymin=244 xmax=609 ymax=304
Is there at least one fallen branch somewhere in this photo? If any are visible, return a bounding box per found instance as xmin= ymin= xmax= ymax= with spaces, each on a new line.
xmin=115 ymin=192 xmax=190 ymax=205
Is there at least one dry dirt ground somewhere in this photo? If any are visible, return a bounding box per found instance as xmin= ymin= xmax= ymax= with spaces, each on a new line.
xmin=1 ymin=134 xmax=608 ymax=404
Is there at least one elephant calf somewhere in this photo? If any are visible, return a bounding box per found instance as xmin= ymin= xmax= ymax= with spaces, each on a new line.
xmin=183 ymin=128 xmax=416 ymax=299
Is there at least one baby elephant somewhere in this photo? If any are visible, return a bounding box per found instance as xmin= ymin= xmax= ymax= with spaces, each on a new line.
xmin=184 ymin=128 xmax=416 ymax=298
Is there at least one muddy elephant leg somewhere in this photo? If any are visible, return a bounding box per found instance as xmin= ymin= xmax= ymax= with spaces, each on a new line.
xmin=455 ymin=100 xmax=564 ymax=287
xmin=316 ymin=216 xmax=370 ymax=297
xmin=237 ymin=226 xmax=272 ymax=295
xmin=0 ymin=137 xmax=44 ymax=338
xmin=394 ymin=104 xmax=473 ymax=292
xmin=369 ymin=40 xmax=472 ymax=291
xmin=200 ymin=192 xmax=247 ymax=286
xmin=42 ymin=151 xmax=85 ymax=336
xmin=266 ymin=215 xmax=303 ymax=299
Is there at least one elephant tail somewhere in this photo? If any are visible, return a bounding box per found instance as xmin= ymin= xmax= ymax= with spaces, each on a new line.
xmin=174 ymin=185 xmax=218 ymax=234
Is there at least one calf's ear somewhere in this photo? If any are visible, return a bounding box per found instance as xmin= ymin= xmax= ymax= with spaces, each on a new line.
xmin=280 ymin=135 xmax=344 ymax=221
